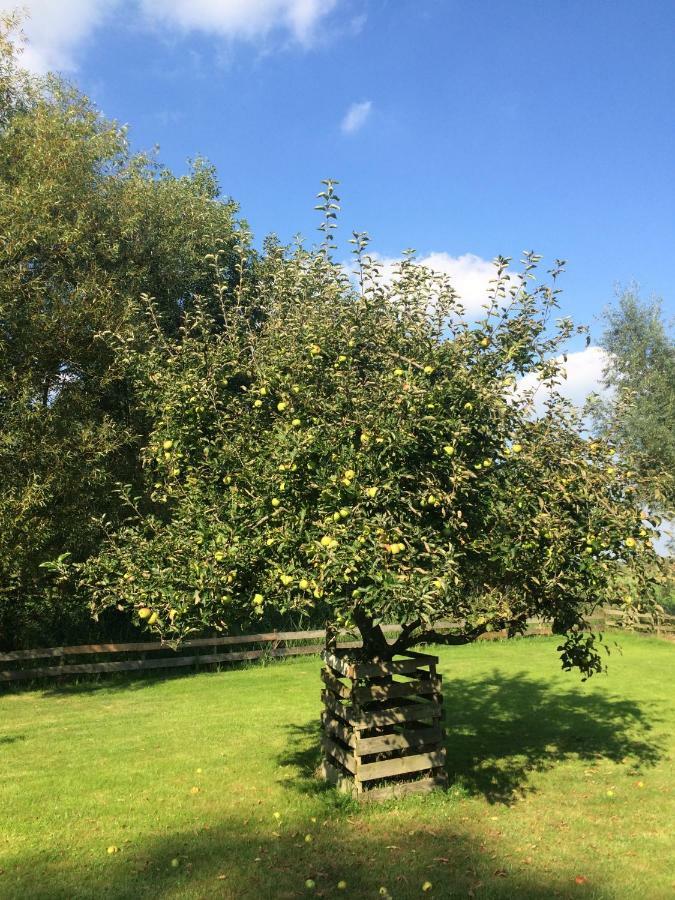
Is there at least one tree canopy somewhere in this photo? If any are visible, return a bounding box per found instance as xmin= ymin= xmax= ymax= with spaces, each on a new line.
xmin=71 ymin=188 xmax=664 ymax=677
xmin=595 ymin=287 xmax=674 ymax=513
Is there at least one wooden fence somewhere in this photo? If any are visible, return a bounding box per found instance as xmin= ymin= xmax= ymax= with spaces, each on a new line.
xmin=1 ymin=609 xmax=672 ymax=684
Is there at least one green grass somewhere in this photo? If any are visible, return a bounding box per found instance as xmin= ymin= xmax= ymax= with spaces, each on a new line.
xmin=1 ymin=634 xmax=673 ymax=899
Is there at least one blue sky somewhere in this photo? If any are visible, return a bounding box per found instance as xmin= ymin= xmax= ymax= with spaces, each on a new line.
xmin=10 ymin=0 xmax=675 ymax=398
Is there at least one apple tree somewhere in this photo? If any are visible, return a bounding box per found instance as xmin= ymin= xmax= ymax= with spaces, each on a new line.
xmin=77 ymin=184 xmax=665 ymax=677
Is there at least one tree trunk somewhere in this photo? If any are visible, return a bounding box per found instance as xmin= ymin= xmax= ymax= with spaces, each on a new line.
xmin=353 ymin=608 xmax=391 ymax=660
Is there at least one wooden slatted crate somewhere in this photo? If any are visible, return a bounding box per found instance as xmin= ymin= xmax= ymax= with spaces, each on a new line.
xmin=319 ymin=648 xmax=447 ymax=801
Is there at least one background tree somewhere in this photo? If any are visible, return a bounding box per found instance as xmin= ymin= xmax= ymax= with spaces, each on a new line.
xmin=74 ymin=186 xmax=664 ymax=678
xmin=0 ymin=21 xmax=245 ymax=648
xmin=595 ymin=286 xmax=674 ymax=513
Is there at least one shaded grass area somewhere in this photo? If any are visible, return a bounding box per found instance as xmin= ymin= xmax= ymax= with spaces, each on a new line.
xmin=1 ymin=635 xmax=673 ymax=899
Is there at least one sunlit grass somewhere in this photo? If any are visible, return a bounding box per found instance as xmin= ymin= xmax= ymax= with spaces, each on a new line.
xmin=1 ymin=634 xmax=673 ymax=899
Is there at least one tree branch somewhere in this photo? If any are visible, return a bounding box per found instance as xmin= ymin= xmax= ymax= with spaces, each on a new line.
xmin=389 ymin=618 xmax=422 ymax=655
xmin=393 ymin=622 xmax=489 ymax=653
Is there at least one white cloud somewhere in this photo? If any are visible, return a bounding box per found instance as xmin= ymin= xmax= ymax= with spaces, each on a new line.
xmin=6 ymin=0 xmax=120 ymax=73
xmin=341 ymin=99 xmax=372 ymax=134
xmin=514 ymin=345 xmax=611 ymax=413
xmin=139 ymin=0 xmax=338 ymax=45
xmin=361 ymin=251 xmax=495 ymax=316
xmin=416 ymin=252 xmax=496 ymax=315
xmin=7 ymin=0 xmax=340 ymax=74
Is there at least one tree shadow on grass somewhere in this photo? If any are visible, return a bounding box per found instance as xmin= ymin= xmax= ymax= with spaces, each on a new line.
xmin=5 ymin=811 xmax=604 ymax=900
xmin=278 ymin=671 xmax=663 ymax=806
xmin=444 ymin=670 xmax=663 ymax=803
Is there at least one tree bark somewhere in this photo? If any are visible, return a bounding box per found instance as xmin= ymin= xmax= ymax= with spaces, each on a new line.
xmin=353 ymin=608 xmax=391 ymax=660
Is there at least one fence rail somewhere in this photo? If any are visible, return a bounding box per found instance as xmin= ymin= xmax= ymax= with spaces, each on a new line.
xmin=1 ymin=609 xmax=673 ymax=684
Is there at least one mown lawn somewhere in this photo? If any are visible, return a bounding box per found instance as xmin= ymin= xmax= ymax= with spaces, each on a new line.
xmin=1 ymin=634 xmax=673 ymax=899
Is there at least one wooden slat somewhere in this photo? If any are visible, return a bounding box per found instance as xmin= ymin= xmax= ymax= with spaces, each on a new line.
xmin=322 ymin=689 xmax=442 ymax=729
xmin=321 ymin=713 xmax=356 ymax=749
xmin=0 ymin=629 xmax=360 ymax=663
xmin=361 ymin=774 xmax=448 ymax=802
xmin=400 ymin=650 xmax=440 ymax=664
xmin=358 ymin=748 xmax=446 ymax=782
xmin=320 ymin=668 xmax=351 ymax=700
xmin=0 ymin=622 xmax=427 ymax=663
xmin=319 ymin=759 xmax=359 ymax=795
xmin=350 ymin=655 xmax=437 ymax=679
xmin=359 ymin=701 xmax=442 ymax=728
xmin=321 ymin=690 xmax=357 ymax=725
xmin=0 ymin=640 xmax=366 ymax=683
xmin=357 ymin=725 xmax=443 ymax=756
xmin=322 ymin=650 xmax=358 ymax=679
xmin=353 ymin=676 xmax=441 ymax=704
xmin=321 ymin=734 xmax=356 ymax=774
xmin=0 ymin=643 xmax=326 ymax=682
